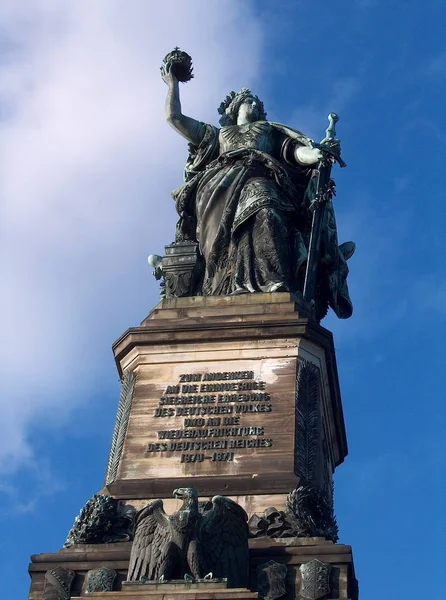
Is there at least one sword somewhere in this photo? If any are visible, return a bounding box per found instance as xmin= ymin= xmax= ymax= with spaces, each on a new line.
xmin=302 ymin=113 xmax=345 ymax=312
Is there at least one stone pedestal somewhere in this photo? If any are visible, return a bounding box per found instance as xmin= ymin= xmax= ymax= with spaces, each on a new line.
xmin=249 ymin=537 xmax=358 ymax=600
xmin=28 ymin=538 xmax=357 ymax=599
xmin=108 ymin=293 xmax=347 ymax=516
xmin=27 ymin=294 xmax=359 ymax=600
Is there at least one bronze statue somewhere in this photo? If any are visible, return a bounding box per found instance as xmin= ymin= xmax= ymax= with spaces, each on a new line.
xmin=159 ymin=49 xmax=354 ymax=321
xmin=127 ymin=487 xmax=249 ymax=587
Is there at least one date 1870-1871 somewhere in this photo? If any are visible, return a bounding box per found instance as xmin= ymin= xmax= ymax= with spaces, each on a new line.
xmin=181 ymin=452 xmax=234 ymax=463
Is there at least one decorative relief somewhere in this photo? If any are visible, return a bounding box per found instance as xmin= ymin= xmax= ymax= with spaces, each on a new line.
xmin=286 ymin=485 xmax=338 ymax=542
xmin=64 ymin=494 xmax=136 ymax=547
xmin=257 ymin=560 xmax=287 ymax=600
xmin=248 ymin=483 xmax=338 ymax=543
xmin=299 ymin=559 xmax=331 ymax=600
xmin=295 ymin=360 xmax=321 ymax=483
xmin=249 ymin=507 xmax=295 ymax=539
xmin=321 ymin=437 xmax=333 ymax=505
xmin=161 ymin=241 xmax=203 ymax=298
xmin=42 ymin=566 xmax=75 ymax=600
xmin=85 ymin=567 xmax=117 ymax=593
xmin=164 ymin=269 xmax=194 ymax=298
xmin=105 ymin=370 xmax=136 ymax=486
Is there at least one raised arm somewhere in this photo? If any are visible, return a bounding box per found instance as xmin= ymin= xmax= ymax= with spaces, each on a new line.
xmin=161 ymin=63 xmax=206 ymax=146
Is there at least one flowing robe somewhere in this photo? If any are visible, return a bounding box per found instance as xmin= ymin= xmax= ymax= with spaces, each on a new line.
xmin=172 ymin=120 xmax=352 ymax=318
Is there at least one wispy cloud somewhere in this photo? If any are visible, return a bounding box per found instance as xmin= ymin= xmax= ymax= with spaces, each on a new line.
xmin=0 ymin=459 xmax=65 ymax=515
xmin=0 ymin=1 xmax=265 ymax=475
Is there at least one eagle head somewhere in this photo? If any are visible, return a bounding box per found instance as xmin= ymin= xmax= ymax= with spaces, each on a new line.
xmin=173 ymin=488 xmax=198 ymax=511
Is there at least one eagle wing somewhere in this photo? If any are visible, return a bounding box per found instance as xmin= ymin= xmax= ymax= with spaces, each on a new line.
xmin=197 ymin=496 xmax=249 ymax=587
xmin=127 ymin=499 xmax=171 ymax=581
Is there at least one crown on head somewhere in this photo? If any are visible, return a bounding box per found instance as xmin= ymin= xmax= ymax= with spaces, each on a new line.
xmin=218 ymin=88 xmax=266 ymax=126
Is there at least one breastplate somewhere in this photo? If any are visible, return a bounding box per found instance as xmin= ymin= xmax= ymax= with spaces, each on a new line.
xmin=219 ymin=121 xmax=274 ymax=154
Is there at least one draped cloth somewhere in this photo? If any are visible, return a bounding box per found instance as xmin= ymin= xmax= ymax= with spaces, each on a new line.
xmin=171 ymin=120 xmax=352 ymax=318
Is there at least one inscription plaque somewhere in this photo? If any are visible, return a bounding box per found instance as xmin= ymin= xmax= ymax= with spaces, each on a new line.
xmin=112 ymin=356 xmax=298 ymax=495
xmin=117 ymin=357 xmax=296 ymax=489
xmin=108 ymin=295 xmax=346 ymax=500
xmin=147 ymin=370 xmax=274 ymax=463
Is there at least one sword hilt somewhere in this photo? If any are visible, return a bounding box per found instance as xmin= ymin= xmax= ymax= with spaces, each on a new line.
xmin=322 ymin=112 xmax=339 ymax=143
xmin=317 ymin=112 xmax=346 ymax=167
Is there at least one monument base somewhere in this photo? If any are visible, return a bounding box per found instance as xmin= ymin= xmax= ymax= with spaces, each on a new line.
xmin=28 ymin=538 xmax=358 ymax=599
xmin=28 ymin=294 xmax=358 ymax=599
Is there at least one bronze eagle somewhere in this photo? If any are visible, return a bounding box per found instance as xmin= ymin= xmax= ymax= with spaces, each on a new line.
xmin=127 ymin=487 xmax=249 ymax=587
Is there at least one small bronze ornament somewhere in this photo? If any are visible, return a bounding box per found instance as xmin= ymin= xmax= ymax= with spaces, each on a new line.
xmin=299 ymin=559 xmax=331 ymax=600
xmin=64 ymin=494 xmax=136 ymax=547
xmin=85 ymin=567 xmax=117 ymax=593
xmin=248 ymin=483 xmax=338 ymax=542
xmin=257 ymin=560 xmax=287 ymax=600
xmin=42 ymin=566 xmax=75 ymax=600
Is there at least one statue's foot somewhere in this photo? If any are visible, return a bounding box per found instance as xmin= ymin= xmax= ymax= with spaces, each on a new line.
xmin=230 ymin=287 xmax=249 ymax=295
xmin=184 ymin=573 xmax=194 ymax=582
xmin=264 ymin=282 xmax=289 ymax=293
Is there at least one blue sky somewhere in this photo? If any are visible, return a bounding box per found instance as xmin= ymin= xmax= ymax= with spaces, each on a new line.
xmin=1 ymin=1 xmax=445 ymax=598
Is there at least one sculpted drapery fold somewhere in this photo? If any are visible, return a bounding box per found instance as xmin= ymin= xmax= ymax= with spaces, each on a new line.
xmin=160 ymin=53 xmax=353 ymax=319
xmin=171 ymin=118 xmax=352 ymax=317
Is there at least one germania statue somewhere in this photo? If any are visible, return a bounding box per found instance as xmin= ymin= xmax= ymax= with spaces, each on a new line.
xmin=157 ymin=48 xmax=354 ymax=321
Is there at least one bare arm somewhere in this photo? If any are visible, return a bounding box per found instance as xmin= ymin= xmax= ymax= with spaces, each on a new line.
xmin=294 ymin=146 xmax=322 ymax=165
xmin=294 ymin=138 xmax=342 ymax=166
xmin=162 ymin=64 xmax=206 ymax=146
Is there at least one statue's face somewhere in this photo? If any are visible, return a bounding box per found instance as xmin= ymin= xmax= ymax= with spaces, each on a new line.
xmin=237 ymin=96 xmax=260 ymax=124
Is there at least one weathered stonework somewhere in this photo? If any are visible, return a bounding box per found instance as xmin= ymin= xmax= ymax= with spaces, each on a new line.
xmin=28 ymin=295 xmax=358 ymax=600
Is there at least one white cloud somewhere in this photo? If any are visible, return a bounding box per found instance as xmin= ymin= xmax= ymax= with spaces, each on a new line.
xmin=0 ymin=1 xmax=264 ymax=472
